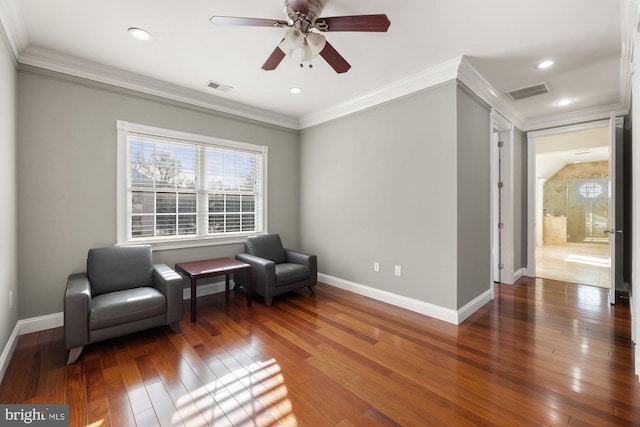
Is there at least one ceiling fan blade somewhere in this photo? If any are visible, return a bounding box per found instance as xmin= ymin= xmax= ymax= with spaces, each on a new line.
xmin=315 ymin=14 xmax=391 ymax=32
xmin=319 ymin=41 xmax=351 ymax=74
xmin=288 ymin=0 xmax=310 ymax=15
xmin=210 ymin=16 xmax=288 ymax=28
xmin=262 ymin=44 xmax=286 ymax=71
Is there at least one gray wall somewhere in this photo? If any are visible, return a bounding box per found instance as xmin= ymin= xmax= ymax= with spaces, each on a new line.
xmin=456 ymin=85 xmax=491 ymax=308
xmin=17 ymin=68 xmax=300 ymax=319
xmin=300 ymin=81 xmax=463 ymax=310
xmin=0 ymin=32 xmax=17 ymax=357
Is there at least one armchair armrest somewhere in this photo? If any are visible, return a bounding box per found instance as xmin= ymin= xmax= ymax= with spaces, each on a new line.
xmin=153 ymin=264 xmax=183 ymax=324
xmin=64 ymin=273 xmax=91 ymax=350
xmin=235 ymin=253 xmax=276 ymax=295
xmin=285 ymin=249 xmax=318 ymax=284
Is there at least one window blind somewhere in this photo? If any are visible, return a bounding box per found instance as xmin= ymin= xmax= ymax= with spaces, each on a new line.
xmin=117 ymin=121 xmax=267 ymax=248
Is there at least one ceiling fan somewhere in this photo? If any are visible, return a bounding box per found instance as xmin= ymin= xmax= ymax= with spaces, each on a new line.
xmin=210 ymin=0 xmax=390 ymax=73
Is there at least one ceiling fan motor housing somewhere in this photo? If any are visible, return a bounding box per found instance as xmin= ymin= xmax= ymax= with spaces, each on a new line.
xmin=285 ymin=0 xmax=325 ymax=26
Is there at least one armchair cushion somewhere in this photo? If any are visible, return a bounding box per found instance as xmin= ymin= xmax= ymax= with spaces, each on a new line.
xmin=88 ymin=246 xmax=153 ymax=297
xmin=244 ymin=234 xmax=286 ymax=264
xmin=275 ymin=264 xmax=311 ymax=287
xmin=89 ymin=287 xmax=166 ymax=330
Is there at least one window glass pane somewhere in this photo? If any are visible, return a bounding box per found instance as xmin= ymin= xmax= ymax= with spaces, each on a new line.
xmin=178 ymin=193 xmax=196 ymax=213
xmin=132 ymin=215 xmax=154 ymax=237
xmin=132 ymin=191 xmax=154 ymax=214
xmin=227 ymin=195 xmax=241 ymax=213
xmin=156 ymin=215 xmax=176 ymax=236
xmin=239 ymin=155 xmax=255 ymax=191
xmin=241 ymin=195 xmax=255 ymax=213
xmin=227 ymin=214 xmax=241 ymax=232
xmin=157 ymin=192 xmax=176 ymax=213
xmin=130 ymin=140 xmax=155 ymax=188
xmin=209 ymin=194 xmax=225 ymax=213
xmin=178 ymin=215 xmax=196 ymax=235
xmin=206 ymin=149 xmax=256 ymax=192
xmin=207 ymin=151 xmax=224 ymax=190
xmin=209 ymin=214 xmax=224 ymax=233
xmin=130 ymin=139 xmax=197 ymax=190
xmin=242 ymin=214 xmax=255 ymax=231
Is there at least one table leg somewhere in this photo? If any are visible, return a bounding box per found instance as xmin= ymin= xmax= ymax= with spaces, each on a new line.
xmin=191 ymin=277 xmax=197 ymax=322
xmin=246 ymin=268 xmax=252 ymax=307
xmin=225 ymin=274 xmax=230 ymax=293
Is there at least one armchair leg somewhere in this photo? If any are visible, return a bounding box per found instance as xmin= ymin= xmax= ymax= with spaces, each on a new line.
xmin=169 ymin=322 xmax=181 ymax=334
xmin=66 ymin=346 xmax=83 ymax=365
xmin=265 ymin=296 xmax=274 ymax=307
xmin=308 ymin=285 xmax=316 ymax=294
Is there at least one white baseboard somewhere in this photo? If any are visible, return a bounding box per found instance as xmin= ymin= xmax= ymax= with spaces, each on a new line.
xmin=0 ymin=322 xmax=20 ymax=386
xmin=19 ymin=312 xmax=64 ymax=335
xmin=319 ymin=273 xmax=492 ymax=325
xmin=514 ymin=268 xmax=527 ymax=282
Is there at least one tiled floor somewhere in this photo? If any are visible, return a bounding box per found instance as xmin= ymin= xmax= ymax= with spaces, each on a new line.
xmin=535 ymin=243 xmax=610 ymax=288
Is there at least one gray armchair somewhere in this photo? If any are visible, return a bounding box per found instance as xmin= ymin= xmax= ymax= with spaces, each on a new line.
xmin=64 ymin=245 xmax=183 ymax=364
xmin=235 ymin=234 xmax=317 ymax=306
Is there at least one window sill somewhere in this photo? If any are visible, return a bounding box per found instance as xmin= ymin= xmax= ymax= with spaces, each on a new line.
xmin=117 ymin=234 xmax=262 ymax=251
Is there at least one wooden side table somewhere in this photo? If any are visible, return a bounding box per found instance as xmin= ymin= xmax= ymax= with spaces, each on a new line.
xmin=175 ymin=257 xmax=252 ymax=322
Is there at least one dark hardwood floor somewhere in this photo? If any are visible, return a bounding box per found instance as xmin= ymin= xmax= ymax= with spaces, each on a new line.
xmin=2 ymin=277 xmax=640 ymax=426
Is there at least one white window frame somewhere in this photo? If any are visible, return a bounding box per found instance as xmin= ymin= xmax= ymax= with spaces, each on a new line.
xmin=117 ymin=120 xmax=268 ymax=250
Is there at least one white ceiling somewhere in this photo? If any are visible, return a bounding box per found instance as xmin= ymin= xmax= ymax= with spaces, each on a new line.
xmin=0 ymin=0 xmax=628 ymax=130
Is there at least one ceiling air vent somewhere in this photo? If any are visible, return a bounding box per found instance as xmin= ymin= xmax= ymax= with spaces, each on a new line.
xmin=506 ymin=82 xmax=549 ymax=101
xmin=206 ymin=80 xmax=233 ymax=93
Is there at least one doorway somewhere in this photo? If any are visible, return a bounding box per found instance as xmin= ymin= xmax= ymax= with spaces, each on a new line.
xmin=528 ymin=123 xmax=612 ymax=289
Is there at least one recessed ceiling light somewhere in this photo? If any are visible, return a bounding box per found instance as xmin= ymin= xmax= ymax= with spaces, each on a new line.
xmin=128 ymin=27 xmax=153 ymax=41
xmin=555 ymin=98 xmax=574 ymax=106
xmin=537 ymin=60 xmax=554 ymax=69
xmin=290 ymin=87 xmax=302 ymax=94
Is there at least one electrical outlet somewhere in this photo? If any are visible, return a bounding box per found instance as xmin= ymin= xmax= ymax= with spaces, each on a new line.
xmin=374 ymin=262 xmax=380 ymax=272
xmin=9 ymin=290 xmax=12 ymax=309
xmin=394 ymin=265 xmax=402 ymax=277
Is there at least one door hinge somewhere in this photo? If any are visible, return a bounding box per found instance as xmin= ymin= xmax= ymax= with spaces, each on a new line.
xmin=498 ymin=182 xmax=504 ymax=189
xmin=498 ymin=223 xmax=504 ymax=229
xmin=498 ymin=264 xmax=504 ymax=270
xmin=497 ymin=140 xmax=504 ymax=148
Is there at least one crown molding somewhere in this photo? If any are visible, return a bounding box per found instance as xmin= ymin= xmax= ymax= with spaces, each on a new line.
xmin=0 ymin=0 xmax=27 ymax=65
xmin=298 ymin=56 xmax=463 ymax=129
xmin=523 ymin=103 xmax=628 ymax=131
xmin=18 ymin=46 xmax=300 ymax=130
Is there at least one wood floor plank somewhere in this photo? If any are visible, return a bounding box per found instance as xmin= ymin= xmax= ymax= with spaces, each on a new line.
xmin=2 ymin=279 xmax=640 ymax=425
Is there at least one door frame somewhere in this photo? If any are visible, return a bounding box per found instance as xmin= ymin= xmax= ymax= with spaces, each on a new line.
xmin=526 ymin=118 xmax=613 ymax=279
xmin=490 ymin=110 xmax=515 ymax=285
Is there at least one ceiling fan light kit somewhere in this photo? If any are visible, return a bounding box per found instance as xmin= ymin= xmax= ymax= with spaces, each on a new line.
xmin=210 ymin=0 xmax=390 ymax=73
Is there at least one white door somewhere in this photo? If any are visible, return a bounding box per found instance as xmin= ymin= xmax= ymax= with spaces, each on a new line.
xmin=492 ymin=129 xmax=502 ymax=283
xmin=607 ymin=114 xmax=624 ymax=303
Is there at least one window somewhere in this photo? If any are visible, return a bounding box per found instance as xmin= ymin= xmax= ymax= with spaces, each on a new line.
xmin=117 ymin=121 xmax=267 ymax=249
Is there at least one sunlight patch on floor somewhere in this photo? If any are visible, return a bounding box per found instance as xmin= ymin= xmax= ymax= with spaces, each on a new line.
xmin=564 ymin=254 xmax=610 ymax=268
